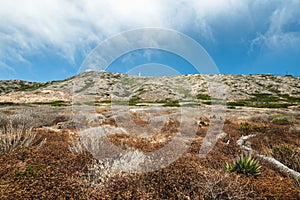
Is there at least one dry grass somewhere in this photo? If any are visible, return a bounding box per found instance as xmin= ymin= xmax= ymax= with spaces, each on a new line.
xmin=92 ymin=154 xmax=257 ymax=199
xmin=85 ymin=149 xmax=146 ymax=186
xmin=0 ymin=114 xmax=37 ymax=154
xmin=199 ymin=169 xmax=255 ymax=199
xmin=1 ymin=106 xmax=300 ymax=199
xmin=107 ymin=119 xmax=180 ymax=152
xmin=0 ymin=106 xmax=72 ymax=154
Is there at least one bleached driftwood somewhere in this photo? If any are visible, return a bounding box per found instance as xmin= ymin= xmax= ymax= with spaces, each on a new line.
xmin=258 ymin=155 xmax=300 ymax=181
xmin=236 ymin=134 xmax=300 ymax=181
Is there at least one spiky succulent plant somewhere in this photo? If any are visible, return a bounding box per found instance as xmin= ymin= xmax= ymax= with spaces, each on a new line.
xmin=226 ymin=156 xmax=261 ymax=177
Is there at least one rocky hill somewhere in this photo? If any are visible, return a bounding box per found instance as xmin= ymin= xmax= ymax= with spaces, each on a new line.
xmin=0 ymin=80 xmax=46 ymax=95
xmin=0 ymin=71 xmax=299 ymax=108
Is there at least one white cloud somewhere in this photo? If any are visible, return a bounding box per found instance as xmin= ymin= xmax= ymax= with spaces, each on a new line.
xmin=250 ymin=0 xmax=300 ymax=51
xmin=0 ymin=0 xmax=299 ymax=67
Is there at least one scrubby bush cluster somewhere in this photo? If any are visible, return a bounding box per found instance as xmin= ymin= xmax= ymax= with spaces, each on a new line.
xmin=238 ymin=122 xmax=268 ymax=133
xmin=199 ymin=169 xmax=255 ymax=199
xmin=272 ymin=144 xmax=300 ymax=172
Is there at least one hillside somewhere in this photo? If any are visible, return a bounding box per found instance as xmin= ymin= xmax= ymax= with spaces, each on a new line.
xmin=0 ymin=80 xmax=46 ymax=95
xmin=0 ymin=72 xmax=299 ymax=109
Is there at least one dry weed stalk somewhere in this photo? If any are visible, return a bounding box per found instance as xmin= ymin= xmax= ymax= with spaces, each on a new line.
xmin=68 ymin=137 xmax=86 ymax=154
xmin=68 ymin=126 xmax=147 ymax=185
xmin=199 ymin=169 xmax=255 ymax=199
xmin=86 ymin=150 xmax=146 ymax=186
xmin=0 ymin=117 xmax=37 ymax=154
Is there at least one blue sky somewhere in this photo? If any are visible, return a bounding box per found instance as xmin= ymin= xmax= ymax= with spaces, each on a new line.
xmin=0 ymin=0 xmax=299 ymax=82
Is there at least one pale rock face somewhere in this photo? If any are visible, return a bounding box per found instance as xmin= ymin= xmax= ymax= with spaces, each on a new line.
xmin=0 ymin=72 xmax=299 ymax=104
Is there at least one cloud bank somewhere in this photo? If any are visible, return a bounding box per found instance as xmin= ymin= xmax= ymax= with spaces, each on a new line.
xmin=0 ymin=0 xmax=299 ymax=71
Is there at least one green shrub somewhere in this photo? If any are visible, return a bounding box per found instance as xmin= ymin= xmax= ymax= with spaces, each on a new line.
xmin=100 ymin=100 xmax=112 ymax=104
xmin=252 ymin=103 xmax=294 ymax=108
xmin=279 ymin=94 xmax=300 ymax=102
xmin=32 ymin=101 xmax=70 ymax=106
xmin=15 ymin=165 xmax=40 ymax=178
xmin=181 ymin=103 xmax=199 ymax=107
xmin=226 ymin=156 xmax=261 ymax=177
xmin=18 ymin=83 xmax=47 ymax=92
xmin=163 ymin=100 xmax=180 ymax=107
xmin=252 ymin=124 xmax=268 ymax=132
xmin=202 ymin=101 xmax=212 ymax=105
xmin=249 ymin=93 xmax=279 ymax=102
xmin=239 ymin=121 xmax=271 ymax=133
xmin=227 ymin=106 xmax=236 ymax=109
xmin=226 ymin=93 xmax=297 ymax=108
xmin=271 ymin=118 xmax=289 ymax=124
xmin=272 ymin=144 xmax=300 ymax=172
xmin=128 ymin=96 xmax=140 ymax=106
xmin=227 ymin=101 xmax=247 ymax=107
xmin=15 ymin=165 xmax=48 ymax=178
xmin=196 ymin=94 xmax=211 ymax=100
xmin=0 ymin=102 xmax=19 ymax=106
xmin=238 ymin=122 xmax=252 ymax=132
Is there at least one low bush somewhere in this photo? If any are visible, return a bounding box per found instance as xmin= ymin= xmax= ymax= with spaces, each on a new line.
xmin=199 ymin=169 xmax=255 ymax=199
xmin=15 ymin=165 xmax=49 ymax=178
xmin=252 ymin=103 xmax=294 ymax=108
xmin=32 ymin=100 xmax=70 ymax=106
xmin=272 ymin=144 xmax=300 ymax=172
xmin=249 ymin=93 xmax=279 ymax=102
xmin=226 ymin=93 xmax=296 ymax=108
xmin=239 ymin=122 xmax=252 ymax=132
xmin=162 ymin=100 xmax=180 ymax=107
xmin=238 ymin=122 xmax=268 ymax=133
xmin=227 ymin=101 xmax=247 ymax=107
xmin=271 ymin=118 xmax=289 ymax=124
xmin=196 ymin=94 xmax=211 ymax=100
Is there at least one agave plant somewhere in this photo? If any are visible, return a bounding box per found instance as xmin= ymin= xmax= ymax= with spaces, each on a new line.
xmin=226 ymin=156 xmax=261 ymax=177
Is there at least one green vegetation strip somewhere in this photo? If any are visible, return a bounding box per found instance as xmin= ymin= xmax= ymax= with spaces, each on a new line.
xmin=0 ymin=102 xmax=19 ymax=106
xmin=32 ymin=101 xmax=70 ymax=106
xmin=227 ymin=93 xmax=299 ymax=108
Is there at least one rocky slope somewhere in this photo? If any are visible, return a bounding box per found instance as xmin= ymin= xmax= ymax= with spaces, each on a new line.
xmin=0 ymin=72 xmax=299 ymax=107
xmin=0 ymin=80 xmax=45 ymax=95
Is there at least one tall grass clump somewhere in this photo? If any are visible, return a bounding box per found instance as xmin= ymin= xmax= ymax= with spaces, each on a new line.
xmin=0 ymin=113 xmax=37 ymax=154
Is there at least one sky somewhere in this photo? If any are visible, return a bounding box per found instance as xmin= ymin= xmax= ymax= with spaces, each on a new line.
xmin=0 ymin=0 xmax=299 ymax=82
